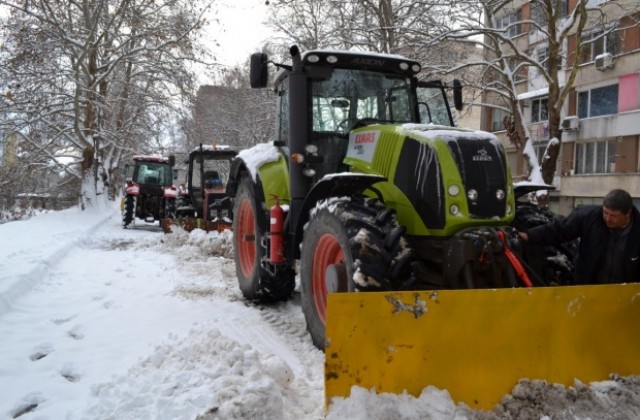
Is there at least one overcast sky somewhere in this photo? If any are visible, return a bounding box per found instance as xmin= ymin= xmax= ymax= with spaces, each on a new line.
xmin=207 ymin=0 xmax=273 ymax=67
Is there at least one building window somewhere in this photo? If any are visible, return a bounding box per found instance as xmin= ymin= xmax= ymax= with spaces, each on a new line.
xmin=530 ymin=0 xmax=568 ymax=28
xmin=531 ymin=97 xmax=548 ymax=123
xmin=491 ymin=108 xmax=511 ymax=132
xmin=577 ymin=85 xmax=618 ymax=118
xmin=534 ymin=145 xmax=547 ymax=165
xmin=497 ymin=10 xmax=521 ymax=38
xmin=505 ymin=58 xmax=527 ymax=83
xmin=575 ymin=140 xmax=617 ymax=174
xmin=536 ymin=47 xmax=563 ymax=73
xmin=580 ymin=27 xmax=620 ymax=63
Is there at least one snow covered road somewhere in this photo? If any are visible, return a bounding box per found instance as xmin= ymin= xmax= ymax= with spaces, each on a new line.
xmin=3 ymin=206 xmax=640 ymax=419
xmin=0 ymin=210 xmax=324 ymax=419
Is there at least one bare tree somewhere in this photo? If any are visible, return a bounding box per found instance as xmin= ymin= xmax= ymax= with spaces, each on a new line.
xmin=434 ymin=0 xmax=639 ymax=186
xmin=265 ymin=0 xmax=451 ymax=62
xmin=0 ymin=0 xmax=213 ymax=209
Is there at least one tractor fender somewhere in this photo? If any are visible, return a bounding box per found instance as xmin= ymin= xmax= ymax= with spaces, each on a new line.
xmin=226 ymin=157 xmax=269 ymax=234
xmin=226 ymin=157 xmax=248 ymax=198
xmin=293 ymin=173 xmax=386 ymax=257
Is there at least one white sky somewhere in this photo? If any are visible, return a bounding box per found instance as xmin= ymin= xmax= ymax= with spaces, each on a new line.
xmin=206 ymin=0 xmax=273 ymax=67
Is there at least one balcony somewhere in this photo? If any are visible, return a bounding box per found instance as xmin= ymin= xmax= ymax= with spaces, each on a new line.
xmin=563 ymin=108 xmax=640 ymax=141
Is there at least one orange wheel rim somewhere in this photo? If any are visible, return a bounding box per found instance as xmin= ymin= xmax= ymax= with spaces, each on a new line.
xmin=237 ymin=199 xmax=256 ymax=277
xmin=312 ymin=233 xmax=345 ymax=323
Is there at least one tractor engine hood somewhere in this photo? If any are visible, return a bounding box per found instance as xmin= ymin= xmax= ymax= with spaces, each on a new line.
xmin=344 ymin=123 xmax=515 ymax=236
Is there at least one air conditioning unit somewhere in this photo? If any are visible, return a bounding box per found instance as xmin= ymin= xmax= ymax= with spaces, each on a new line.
xmin=594 ymin=53 xmax=614 ymax=71
xmin=562 ymin=116 xmax=579 ymax=131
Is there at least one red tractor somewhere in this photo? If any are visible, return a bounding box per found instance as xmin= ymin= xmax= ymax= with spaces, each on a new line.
xmin=122 ymin=154 xmax=177 ymax=228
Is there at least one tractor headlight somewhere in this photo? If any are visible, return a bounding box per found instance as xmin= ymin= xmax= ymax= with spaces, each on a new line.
xmin=303 ymin=167 xmax=316 ymax=177
xmin=467 ymin=189 xmax=478 ymax=201
xmin=506 ymin=204 xmax=512 ymax=214
xmin=496 ymin=189 xmax=505 ymax=200
xmin=448 ymin=185 xmax=460 ymax=196
xmin=450 ymin=204 xmax=460 ymax=215
xmin=305 ymin=144 xmax=318 ymax=154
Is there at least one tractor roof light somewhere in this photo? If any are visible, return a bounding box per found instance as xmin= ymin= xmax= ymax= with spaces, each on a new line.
xmin=411 ymin=64 xmax=421 ymax=73
xmin=326 ymin=55 xmax=338 ymax=64
xmin=399 ymin=62 xmax=409 ymax=70
xmin=307 ymin=54 xmax=320 ymax=63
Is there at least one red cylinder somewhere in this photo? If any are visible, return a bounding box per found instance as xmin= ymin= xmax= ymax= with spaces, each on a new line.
xmin=270 ymin=198 xmax=285 ymax=263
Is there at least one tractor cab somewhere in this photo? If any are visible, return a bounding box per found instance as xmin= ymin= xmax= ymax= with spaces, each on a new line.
xmin=186 ymin=145 xmax=237 ymax=219
xmin=166 ymin=144 xmax=238 ymax=233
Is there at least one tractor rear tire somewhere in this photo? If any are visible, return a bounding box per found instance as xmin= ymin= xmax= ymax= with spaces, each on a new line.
xmin=232 ymin=175 xmax=294 ymax=302
xmin=122 ymin=195 xmax=135 ymax=228
xmin=300 ymin=197 xmax=412 ymax=350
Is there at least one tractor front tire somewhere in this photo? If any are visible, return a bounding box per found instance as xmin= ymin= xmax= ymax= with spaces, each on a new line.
xmin=300 ymin=197 xmax=412 ymax=350
xmin=122 ymin=195 xmax=135 ymax=228
xmin=232 ymin=175 xmax=294 ymax=302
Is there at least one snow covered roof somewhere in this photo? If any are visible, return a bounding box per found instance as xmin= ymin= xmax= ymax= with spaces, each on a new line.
xmin=132 ymin=154 xmax=171 ymax=163
xmin=192 ymin=144 xmax=234 ymax=152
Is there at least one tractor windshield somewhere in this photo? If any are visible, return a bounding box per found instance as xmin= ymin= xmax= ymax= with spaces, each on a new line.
xmin=191 ymin=156 xmax=233 ymax=192
xmin=133 ymin=161 xmax=172 ymax=186
xmin=311 ymin=69 xmax=414 ymax=134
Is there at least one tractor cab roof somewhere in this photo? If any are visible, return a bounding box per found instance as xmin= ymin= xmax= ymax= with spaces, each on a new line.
xmin=273 ymin=49 xmax=422 ymax=87
xmin=300 ymin=49 xmax=421 ymax=75
xmin=132 ymin=154 xmax=171 ymax=164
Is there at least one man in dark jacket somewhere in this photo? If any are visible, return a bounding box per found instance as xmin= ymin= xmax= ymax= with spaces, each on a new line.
xmin=519 ymin=189 xmax=640 ymax=284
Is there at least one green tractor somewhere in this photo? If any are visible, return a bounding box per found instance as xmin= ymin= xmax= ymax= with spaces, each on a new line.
xmin=227 ymin=46 xmax=555 ymax=350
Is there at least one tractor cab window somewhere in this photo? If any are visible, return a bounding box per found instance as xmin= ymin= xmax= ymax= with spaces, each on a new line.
xmin=417 ymin=84 xmax=454 ymax=126
xmin=311 ymin=69 xmax=414 ymax=134
xmin=191 ymin=157 xmax=233 ymax=192
xmin=277 ymin=84 xmax=289 ymax=146
xmin=134 ymin=162 xmax=171 ymax=185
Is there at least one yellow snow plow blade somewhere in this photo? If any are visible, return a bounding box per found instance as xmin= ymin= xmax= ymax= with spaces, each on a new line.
xmin=325 ymin=284 xmax=640 ymax=410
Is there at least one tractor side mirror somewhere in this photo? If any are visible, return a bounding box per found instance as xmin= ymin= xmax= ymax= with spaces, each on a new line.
xmin=250 ymin=52 xmax=269 ymax=88
xmin=452 ymin=79 xmax=463 ymax=111
xmin=168 ymin=155 xmax=175 ymax=167
xmin=124 ymin=164 xmax=130 ymax=175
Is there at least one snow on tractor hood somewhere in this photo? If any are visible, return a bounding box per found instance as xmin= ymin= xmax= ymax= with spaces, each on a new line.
xmin=397 ymin=123 xmax=500 ymax=144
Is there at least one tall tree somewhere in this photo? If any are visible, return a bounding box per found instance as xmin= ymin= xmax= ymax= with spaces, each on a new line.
xmin=434 ymin=0 xmax=639 ymax=185
xmin=0 ymin=0 xmax=213 ymax=209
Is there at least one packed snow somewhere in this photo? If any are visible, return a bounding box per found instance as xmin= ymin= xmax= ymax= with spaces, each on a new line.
xmin=2 ymin=202 xmax=640 ymax=419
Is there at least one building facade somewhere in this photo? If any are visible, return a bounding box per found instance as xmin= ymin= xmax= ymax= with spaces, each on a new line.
xmin=481 ymin=0 xmax=640 ymax=214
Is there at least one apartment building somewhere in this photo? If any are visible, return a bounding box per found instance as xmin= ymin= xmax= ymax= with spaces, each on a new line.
xmin=481 ymin=0 xmax=640 ymax=215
